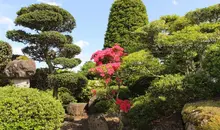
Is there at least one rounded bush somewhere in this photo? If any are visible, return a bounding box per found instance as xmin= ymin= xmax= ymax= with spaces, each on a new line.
xmin=58 ymin=87 xmax=77 ymax=105
xmin=0 ymin=86 xmax=65 ymax=130
xmin=48 ymin=72 xmax=88 ymax=99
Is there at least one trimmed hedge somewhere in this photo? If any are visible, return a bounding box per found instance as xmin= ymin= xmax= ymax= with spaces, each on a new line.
xmin=0 ymin=86 xmax=65 ymax=130
xmin=48 ymin=72 xmax=88 ymax=99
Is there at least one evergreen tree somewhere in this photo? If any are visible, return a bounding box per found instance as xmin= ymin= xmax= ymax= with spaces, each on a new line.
xmin=0 ymin=41 xmax=12 ymax=74
xmin=7 ymin=3 xmax=82 ymax=97
xmin=104 ymin=0 xmax=148 ymax=52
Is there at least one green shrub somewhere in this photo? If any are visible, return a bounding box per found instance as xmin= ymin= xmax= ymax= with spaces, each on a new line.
xmin=182 ymin=100 xmax=220 ymax=130
xmin=128 ymin=72 xmax=219 ymax=129
xmin=148 ymin=74 xmax=186 ymax=112
xmin=92 ymin=99 xmax=118 ymax=114
xmin=48 ymin=72 xmax=88 ymax=99
xmin=203 ymin=42 xmax=220 ymax=79
xmin=0 ymin=41 xmax=12 ymax=73
xmin=119 ymin=50 xmax=164 ymax=96
xmin=58 ymin=87 xmax=77 ymax=105
xmin=110 ymin=86 xmax=131 ymax=100
xmin=128 ymin=74 xmax=186 ymax=129
xmin=127 ymin=94 xmax=162 ymax=129
xmin=77 ymin=80 xmax=105 ymax=102
xmin=183 ymin=70 xmax=218 ymax=100
xmin=30 ymin=68 xmax=50 ymax=90
xmin=0 ymin=86 xmax=65 ymax=130
xmin=79 ymin=61 xmax=96 ymax=80
xmin=0 ymin=78 xmax=12 ymax=86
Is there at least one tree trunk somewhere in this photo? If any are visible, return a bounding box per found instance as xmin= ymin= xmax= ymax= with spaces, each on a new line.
xmin=46 ymin=58 xmax=57 ymax=98
xmin=53 ymin=86 xmax=58 ymax=99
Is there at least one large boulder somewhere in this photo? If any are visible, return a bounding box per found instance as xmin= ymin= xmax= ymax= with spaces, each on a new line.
xmin=182 ymin=100 xmax=220 ymax=130
xmin=4 ymin=58 xmax=36 ymax=78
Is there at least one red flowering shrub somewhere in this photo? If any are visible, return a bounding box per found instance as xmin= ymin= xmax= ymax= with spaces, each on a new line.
xmin=111 ymin=90 xmax=117 ymax=96
xmin=90 ymin=44 xmax=125 ymax=84
xmin=90 ymin=43 xmax=131 ymax=113
xmin=91 ymin=44 xmax=124 ymax=66
xmin=116 ymin=98 xmax=131 ymax=113
xmin=91 ymin=89 xmax=97 ymax=96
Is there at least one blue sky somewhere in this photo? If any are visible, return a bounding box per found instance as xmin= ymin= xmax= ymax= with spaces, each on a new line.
xmin=0 ymin=0 xmax=219 ymax=71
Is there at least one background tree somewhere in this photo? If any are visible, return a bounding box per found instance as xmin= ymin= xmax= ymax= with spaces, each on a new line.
xmin=0 ymin=41 xmax=12 ymax=86
xmin=79 ymin=61 xmax=96 ymax=79
xmin=125 ymin=4 xmax=220 ymax=129
xmin=6 ymin=3 xmax=83 ymax=97
xmin=104 ymin=0 xmax=148 ymax=53
xmin=0 ymin=41 xmax=12 ymax=74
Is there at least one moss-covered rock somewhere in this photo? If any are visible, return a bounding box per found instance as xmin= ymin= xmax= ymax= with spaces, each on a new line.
xmin=182 ymin=100 xmax=220 ymax=130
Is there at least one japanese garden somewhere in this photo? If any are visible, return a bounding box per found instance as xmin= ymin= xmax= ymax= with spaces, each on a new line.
xmin=0 ymin=0 xmax=220 ymax=130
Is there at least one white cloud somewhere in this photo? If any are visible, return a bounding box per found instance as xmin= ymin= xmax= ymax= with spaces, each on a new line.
xmin=172 ymin=0 xmax=178 ymax=5
xmin=74 ymin=40 xmax=89 ymax=49
xmin=0 ymin=16 xmax=13 ymax=29
xmin=13 ymin=47 xmax=23 ymax=55
xmin=37 ymin=0 xmax=61 ymax=6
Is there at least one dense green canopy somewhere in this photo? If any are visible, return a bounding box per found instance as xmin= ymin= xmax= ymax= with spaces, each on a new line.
xmin=0 ymin=41 xmax=12 ymax=73
xmin=7 ymin=3 xmax=80 ymax=73
xmin=104 ymin=0 xmax=148 ymax=52
xmin=15 ymin=3 xmax=76 ymax=32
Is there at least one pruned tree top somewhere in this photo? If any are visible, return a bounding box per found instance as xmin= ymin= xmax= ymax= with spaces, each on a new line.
xmin=15 ymin=3 xmax=76 ymax=32
xmin=104 ymin=0 xmax=148 ymax=51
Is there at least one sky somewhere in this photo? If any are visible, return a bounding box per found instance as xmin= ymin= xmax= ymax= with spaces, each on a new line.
xmin=0 ymin=0 xmax=219 ymax=71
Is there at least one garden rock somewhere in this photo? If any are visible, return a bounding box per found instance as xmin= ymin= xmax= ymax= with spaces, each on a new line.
xmin=182 ymin=100 xmax=220 ymax=130
xmin=4 ymin=59 xmax=36 ymax=87
xmin=88 ymin=114 xmax=109 ymax=130
xmin=4 ymin=59 xmax=36 ymax=78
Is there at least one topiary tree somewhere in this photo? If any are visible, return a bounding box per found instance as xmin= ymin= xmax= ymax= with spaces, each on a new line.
xmin=104 ymin=0 xmax=148 ymax=53
xmin=6 ymin=3 xmax=82 ymax=96
xmin=48 ymin=72 xmax=88 ymax=99
xmin=0 ymin=86 xmax=64 ymax=129
xmin=0 ymin=41 xmax=12 ymax=74
xmin=6 ymin=3 xmax=81 ymax=74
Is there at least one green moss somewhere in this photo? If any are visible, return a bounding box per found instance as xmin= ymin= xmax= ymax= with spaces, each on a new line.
xmin=182 ymin=100 xmax=220 ymax=130
xmin=16 ymin=55 xmax=29 ymax=60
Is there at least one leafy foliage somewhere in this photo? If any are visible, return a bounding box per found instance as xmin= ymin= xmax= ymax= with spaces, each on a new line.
xmin=0 ymin=41 xmax=12 ymax=73
xmin=104 ymin=0 xmax=148 ymax=52
xmin=79 ymin=61 xmax=96 ymax=79
xmin=77 ymin=80 xmax=105 ymax=102
xmin=15 ymin=3 xmax=76 ymax=32
xmin=48 ymin=72 xmax=88 ymax=99
xmin=203 ymin=42 xmax=220 ymax=79
xmin=6 ymin=3 xmax=80 ymax=72
xmin=58 ymin=87 xmax=77 ymax=110
xmin=30 ymin=68 xmax=50 ymax=90
xmin=0 ymin=86 xmax=64 ymax=130
xmin=185 ymin=4 xmax=220 ymax=24
xmin=119 ymin=50 xmax=164 ymax=95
